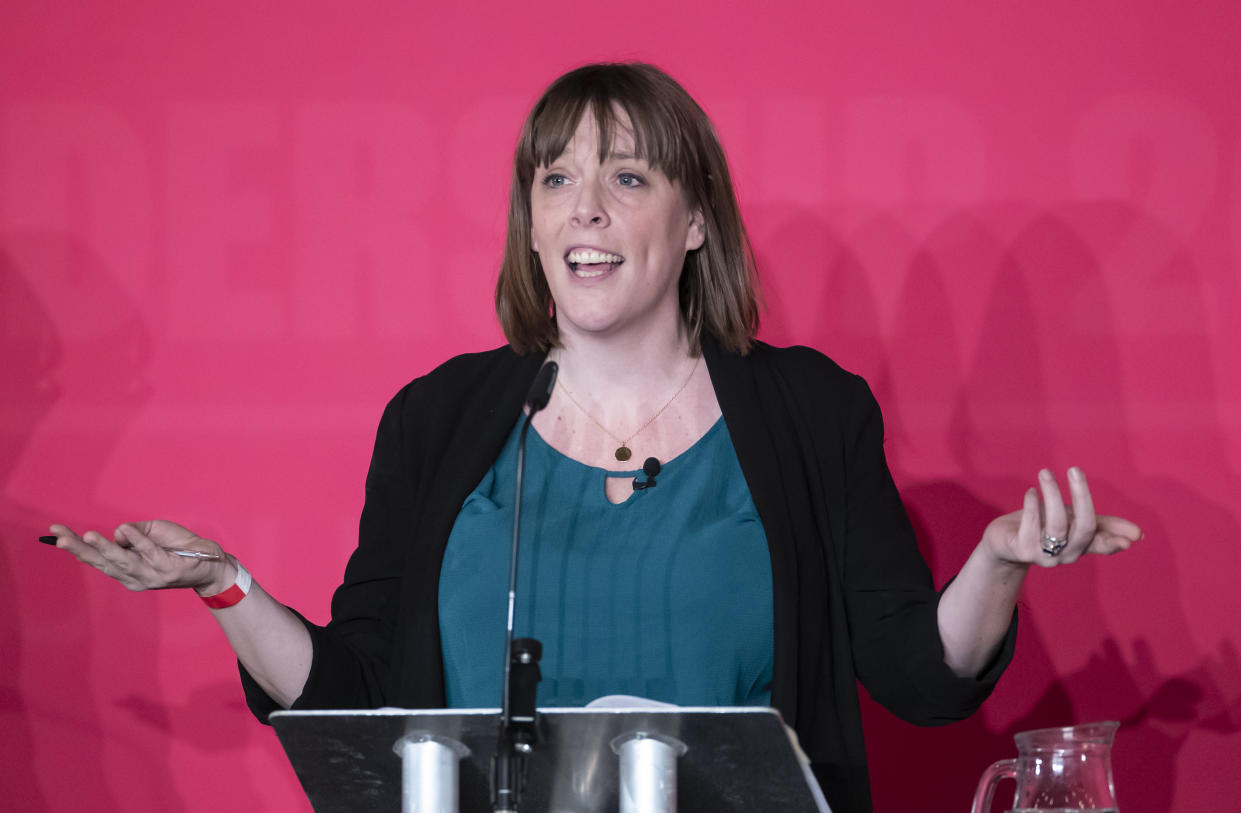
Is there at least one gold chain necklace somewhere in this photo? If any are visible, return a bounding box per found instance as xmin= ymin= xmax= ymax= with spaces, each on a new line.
xmin=555 ymin=356 xmax=701 ymax=462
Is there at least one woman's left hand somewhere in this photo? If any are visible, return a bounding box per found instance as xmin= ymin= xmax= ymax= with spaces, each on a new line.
xmin=982 ymin=467 xmax=1142 ymax=567
xmin=940 ymin=467 xmax=1141 ymax=676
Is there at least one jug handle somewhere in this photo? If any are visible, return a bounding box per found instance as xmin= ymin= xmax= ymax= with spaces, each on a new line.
xmin=970 ymin=758 xmax=1016 ymax=813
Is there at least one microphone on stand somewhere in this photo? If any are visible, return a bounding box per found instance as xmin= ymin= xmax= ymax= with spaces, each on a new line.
xmin=493 ymin=360 xmax=557 ymax=813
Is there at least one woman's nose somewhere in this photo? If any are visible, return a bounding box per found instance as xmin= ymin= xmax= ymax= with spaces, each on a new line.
xmin=570 ymin=181 xmax=609 ymax=227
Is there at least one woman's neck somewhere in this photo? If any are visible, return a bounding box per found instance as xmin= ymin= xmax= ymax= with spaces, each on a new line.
xmin=553 ymin=322 xmax=696 ymax=399
xmin=534 ymin=318 xmax=720 ymax=473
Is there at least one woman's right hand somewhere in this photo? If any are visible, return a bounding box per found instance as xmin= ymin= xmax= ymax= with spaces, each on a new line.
xmin=48 ymin=520 xmax=313 ymax=708
xmin=47 ymin=520 xmax=234 ymax=595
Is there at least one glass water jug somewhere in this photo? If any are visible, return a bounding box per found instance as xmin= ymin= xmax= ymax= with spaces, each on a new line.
xmin=970 ymin=721 xmax=1120 ymax=813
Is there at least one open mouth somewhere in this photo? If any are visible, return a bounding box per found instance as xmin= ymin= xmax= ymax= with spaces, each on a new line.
xmin=566 ymin=248 xmax=625 ymax=278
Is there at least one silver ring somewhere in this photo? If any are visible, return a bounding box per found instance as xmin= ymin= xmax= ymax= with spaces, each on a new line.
xmin=1041 ymin=532 xmax=1068 ymax=556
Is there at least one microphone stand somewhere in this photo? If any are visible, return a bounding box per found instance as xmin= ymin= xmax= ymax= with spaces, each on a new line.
xmin=492 ymin=361 xmax=557 ymax=813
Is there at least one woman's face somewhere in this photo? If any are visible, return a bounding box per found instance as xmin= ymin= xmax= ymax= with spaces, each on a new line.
xmin=530 ymin=110 xmax=704 ymax=345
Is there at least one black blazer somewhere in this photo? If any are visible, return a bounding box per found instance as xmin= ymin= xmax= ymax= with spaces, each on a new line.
xmin=242 ymin=335 xmax=1016 ymax=813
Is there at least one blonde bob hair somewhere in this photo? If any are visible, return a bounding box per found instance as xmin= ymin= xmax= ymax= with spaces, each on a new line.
xmin=495 ymin=62 xmax=760 ymax=355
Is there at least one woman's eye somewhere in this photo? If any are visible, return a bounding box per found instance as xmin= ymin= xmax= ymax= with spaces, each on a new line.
xmin=542 ymin=173 xmax=568 ymax=188
xmin=617 ymin=172 xmax=644 ymax=187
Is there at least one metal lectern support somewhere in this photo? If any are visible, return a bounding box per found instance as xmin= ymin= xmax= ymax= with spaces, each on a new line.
xmin=394 ymin=733 xmax=471 ymax=813
xmin=611 ymin=731 xmax=688 ymax=813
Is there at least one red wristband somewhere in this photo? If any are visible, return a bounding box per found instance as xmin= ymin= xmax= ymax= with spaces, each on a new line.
xmin=199 ymin=560 xmax=252 ymax=609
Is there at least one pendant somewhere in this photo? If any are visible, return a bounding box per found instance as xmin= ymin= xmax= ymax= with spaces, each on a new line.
xmin=615 ymin=445 xmax=632 ymax=462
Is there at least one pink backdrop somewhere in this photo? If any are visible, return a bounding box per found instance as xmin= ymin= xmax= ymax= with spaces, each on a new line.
xmin=3 ymin=2 xmax=1239 ymax=810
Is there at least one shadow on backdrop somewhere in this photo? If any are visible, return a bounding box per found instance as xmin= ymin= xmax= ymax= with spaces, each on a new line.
xmin=0 ymin=234 xmax=257 ymax=811
xmin=753 ymin=200 xmax=1241 ymax=812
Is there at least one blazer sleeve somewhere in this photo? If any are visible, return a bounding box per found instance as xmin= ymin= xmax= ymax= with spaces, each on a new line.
xmin=240 ymin=382 xmax=420 ymax=720
xmin=838 ymin=376 xmax=1016 ymax=725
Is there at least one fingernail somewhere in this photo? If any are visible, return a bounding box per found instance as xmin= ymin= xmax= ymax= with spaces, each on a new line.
xmin=38 ymin=535 xmax=58 ymax=545
xmin=1069 ymin=466 xmax=1083 ymax=482
xmin=1039 ymin=469 xmax=1052 ymax=481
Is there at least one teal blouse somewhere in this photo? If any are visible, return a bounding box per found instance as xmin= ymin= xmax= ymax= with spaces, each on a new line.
xmin=438 ymin=417 xmax=773 ymax=709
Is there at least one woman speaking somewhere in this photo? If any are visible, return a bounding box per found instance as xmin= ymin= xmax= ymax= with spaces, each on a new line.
xmin=46 ymin=62 xmax=1142 ymax=812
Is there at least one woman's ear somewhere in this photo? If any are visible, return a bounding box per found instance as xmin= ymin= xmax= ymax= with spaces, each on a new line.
xmin=686 ymin=207 xmax=706 ymax=251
